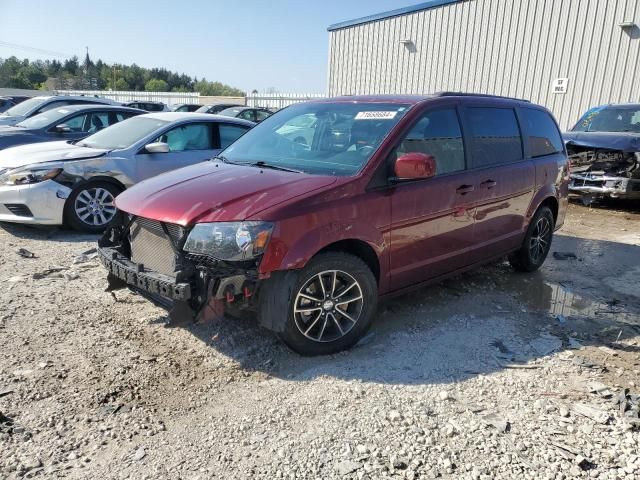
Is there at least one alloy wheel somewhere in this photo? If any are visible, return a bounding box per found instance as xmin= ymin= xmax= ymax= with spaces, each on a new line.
xmin=293 ymin=270 xmax=364 ymax=343
xmin=74 ymin=187 xmax=116 ymax=227
xmin=529 ymin=215 xmax=552 ymax=263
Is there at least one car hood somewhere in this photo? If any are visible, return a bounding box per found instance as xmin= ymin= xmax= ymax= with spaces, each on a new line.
xmin=0 ymin=126 xmax=34 ymax=135
xmin=0 ymin=115 xmax=26 ymax=126
xmin=563 ymin=131 xmax=640 ymax=152
xmin=0 ymin=141 xmax=109 ymax=169
xmin=115 ymin=161 xmax=337 ymax=225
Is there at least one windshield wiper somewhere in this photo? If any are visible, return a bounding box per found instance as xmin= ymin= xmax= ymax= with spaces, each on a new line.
xmin=212 ymin=154 xmax=231 ymax=163
xmin=249 ymin=161 xmax=303 ymax=173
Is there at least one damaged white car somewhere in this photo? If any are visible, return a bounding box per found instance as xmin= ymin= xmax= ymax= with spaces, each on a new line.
xmin=0 ymin=113 xmax=253 ymax=232
xmin=564 ymin=104 xmax=640 ymax=202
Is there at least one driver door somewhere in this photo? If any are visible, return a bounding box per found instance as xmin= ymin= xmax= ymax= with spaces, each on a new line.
xmin=135 ymin=122 xmax=220 ymax=180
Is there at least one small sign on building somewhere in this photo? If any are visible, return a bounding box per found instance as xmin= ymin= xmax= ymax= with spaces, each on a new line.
xmin=552 ymin=78 xmax=569 ymax=94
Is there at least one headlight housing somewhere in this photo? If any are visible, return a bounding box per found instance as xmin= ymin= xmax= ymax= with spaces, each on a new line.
xmin=183 ymin=221 xmax=273 ymax=261
xmin=0 ymin=164 xmax=63 ymax=186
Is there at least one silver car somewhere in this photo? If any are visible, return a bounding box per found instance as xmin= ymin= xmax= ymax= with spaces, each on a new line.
xmin=0 ymin=95 xmax=119 ymax=127
xmin=0 ymin=112 xmax=254 ymax=232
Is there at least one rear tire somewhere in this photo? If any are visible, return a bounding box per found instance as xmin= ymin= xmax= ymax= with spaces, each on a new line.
xmin=509 ymin=206 xmax=555 ymax=272
xmin=64 ymin=181 xmax=121 ymax=233
xmin=277 ymin=252 xmax=378 ymax=356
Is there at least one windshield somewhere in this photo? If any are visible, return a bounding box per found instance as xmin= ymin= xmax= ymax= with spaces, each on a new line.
xmin=572 ymin=106 xmax=640 ymax=133
xmin=78 ymin=116 xmax=169 ymax=150
xmin=195 ymin=105 xmax=210 ymax=113
xmin=222 ymin=102 xmax=410 ymax=176
xmin=2 ymin=97 xmax=48 ymax=117
xmin=16 ymin=108 xmax=73 ymax=129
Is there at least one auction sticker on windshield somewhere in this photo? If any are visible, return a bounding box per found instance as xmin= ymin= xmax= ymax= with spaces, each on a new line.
xmin=355 ymin=111 xmax=398 ymax=120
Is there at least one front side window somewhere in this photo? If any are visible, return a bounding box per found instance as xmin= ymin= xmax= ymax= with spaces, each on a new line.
xmin=396 ymin=108 xmax=465 ymax=175
xmin=464 ymin=107 xmax=523 ymax=167
xmin=218 ymin=124 xmax=249 ymax=149
xmin=155 ymin=123 xmax=213 ymax=151
xmin=572 ymin=106 xmax=640 ymax=133
xmin=223 ymin=102 xmax=410 ymax=176
xmin=64 ymin=113 xmax=89 ymax=131
xmin=521 ymin=108 xmax=563 ymax=157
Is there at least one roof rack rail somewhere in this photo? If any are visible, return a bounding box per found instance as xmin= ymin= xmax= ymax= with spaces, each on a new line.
xmin=435 ymin=91 xmax=530 ymax=103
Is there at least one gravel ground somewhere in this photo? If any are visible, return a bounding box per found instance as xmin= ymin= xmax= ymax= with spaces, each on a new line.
xmin=0 ymin=202 xmax=639 ymax=480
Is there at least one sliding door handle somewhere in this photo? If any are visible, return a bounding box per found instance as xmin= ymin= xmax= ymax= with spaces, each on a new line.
xmin=456 ymin=184 xmax=475 ymax=195
xmin=480 ymin=179 xmax=497 ymax=189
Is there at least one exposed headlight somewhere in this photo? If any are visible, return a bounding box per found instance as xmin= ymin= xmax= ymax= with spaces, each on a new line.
xmin=0 ymin=165 xmax=63 ymax=185
xmin=183 ymin=221 xmax=273 ymax=261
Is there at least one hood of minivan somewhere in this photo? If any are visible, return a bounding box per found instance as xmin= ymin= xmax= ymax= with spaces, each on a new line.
xmin=115 ymin=161 xmax=337 ymax=225
xmin=0 ymin=141 xmax=108 ymax=169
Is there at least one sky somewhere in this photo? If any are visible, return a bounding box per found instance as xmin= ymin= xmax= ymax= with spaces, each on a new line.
xmin=0 ymin=0 xmax=417 ymax=93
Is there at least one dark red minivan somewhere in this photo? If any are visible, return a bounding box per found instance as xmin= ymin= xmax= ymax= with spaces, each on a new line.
xmin=98 ymin=93 xmax=569 ymax=355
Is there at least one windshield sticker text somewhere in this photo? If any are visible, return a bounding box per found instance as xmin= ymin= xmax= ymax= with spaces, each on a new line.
xmin=355 ymin=111 xmax=397 ymax=120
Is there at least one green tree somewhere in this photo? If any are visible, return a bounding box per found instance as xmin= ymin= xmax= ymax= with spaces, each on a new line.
xmin=0 ymin=55 xmax=245 ymax=95
xmin=114 ymin=78 xmax=129 ymax=90
xmin=145 ymin=78 xmax=169 ymax=92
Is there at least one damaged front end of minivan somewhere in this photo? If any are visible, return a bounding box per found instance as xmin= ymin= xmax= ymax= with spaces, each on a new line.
xmin=565 ymin=134 xmax=640 ymax=202
xmin=97 ymin=214 xmax=267 ymax=323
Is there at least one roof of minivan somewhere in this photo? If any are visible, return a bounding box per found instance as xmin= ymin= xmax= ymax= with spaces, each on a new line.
xmin=309 ymin=93 xmax=531 ymax=105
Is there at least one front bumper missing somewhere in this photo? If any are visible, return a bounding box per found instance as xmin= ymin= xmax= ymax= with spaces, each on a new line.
xmin=98 ymin=246 xmax=192 ymax=301
xmin=98 ymin=215 xmax=261 ymax=324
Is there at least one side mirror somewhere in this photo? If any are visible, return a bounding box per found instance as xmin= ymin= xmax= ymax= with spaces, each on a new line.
xmin=393 ymin=152 xmax=436 ymax=180
xmin=145 ymin=142 xmax=170 ymax=154
xmin=54 ymin=124 xmax=72 ymax=133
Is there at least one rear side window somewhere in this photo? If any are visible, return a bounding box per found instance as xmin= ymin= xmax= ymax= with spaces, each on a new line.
xmin=521 ymin=108 xmax=563 ymax=157
xmin=397 ymin=108 xmax=465 ymax=175
xmin=218 ymin=124 xmax=249 ymax=149
xmin=464 ymin=107 xmax=523 ymax=167
xmin=239 ymin=110 xmax=255 ymax=121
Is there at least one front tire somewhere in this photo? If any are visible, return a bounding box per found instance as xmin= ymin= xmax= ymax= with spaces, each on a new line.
xmin=278 ymin=252 xmax=378 ymax=356
xmin=64 ymin=181 xmax=121 ymax=233
xmin=509 ymin=206 xmax=555 ymax=272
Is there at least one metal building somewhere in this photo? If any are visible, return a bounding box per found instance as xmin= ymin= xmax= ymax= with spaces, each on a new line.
xmin=327 ymin=0 xmax=640 ymax=128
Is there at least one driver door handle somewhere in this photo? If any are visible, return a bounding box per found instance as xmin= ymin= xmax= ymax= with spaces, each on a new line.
xmin=480 ymin=179 xmax=497 ymax=189
xmin=456 ymin=184 xmax=475 ymax=195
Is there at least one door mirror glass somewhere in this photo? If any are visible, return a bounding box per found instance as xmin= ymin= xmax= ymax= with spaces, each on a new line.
xmin=54 ymin=123 xmax=72 ymax=133
xmin=145 ymin=141 xmax=170 ymax=154
xmin=394 ymin=152 xmax=436 ymax=180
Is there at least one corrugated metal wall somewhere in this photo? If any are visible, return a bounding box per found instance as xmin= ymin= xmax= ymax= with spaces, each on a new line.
xmin=328 ymin=0 xmax=640 ymax=129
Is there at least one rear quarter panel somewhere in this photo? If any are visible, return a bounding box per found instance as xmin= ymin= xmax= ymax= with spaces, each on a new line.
xmin=529 ymin=152 xmax=569 ymax=229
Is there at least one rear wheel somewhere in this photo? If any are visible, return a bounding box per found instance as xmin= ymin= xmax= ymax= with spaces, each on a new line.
xmin=278 ymin=252 xmax=378 ymax=356
xmin=509 ymin=206 xmax=554 ymax=272
xmin=65 ymin=181 xmax=121 ymax=233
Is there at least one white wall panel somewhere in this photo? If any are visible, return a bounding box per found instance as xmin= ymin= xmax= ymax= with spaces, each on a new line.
xmin=328 ymin=0 xmax=640 ymax=128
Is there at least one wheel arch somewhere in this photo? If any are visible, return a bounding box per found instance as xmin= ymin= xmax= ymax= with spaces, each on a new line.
xmin=538 ymin=196 xmax=559 ymax=224
xmin=527 ymin=185 xmax=560 ymax=226
xmin=315 ymin=239 xmax=381 ymax=284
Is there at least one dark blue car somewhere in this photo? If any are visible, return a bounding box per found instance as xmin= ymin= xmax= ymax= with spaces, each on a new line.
xmin=0 ymin=104 xmax=144 ymax=150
